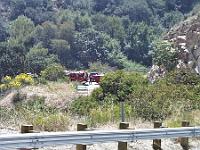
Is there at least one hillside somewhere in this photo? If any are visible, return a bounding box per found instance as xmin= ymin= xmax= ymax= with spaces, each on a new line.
xmin=0 ymin=0 xmax=199 ymax=79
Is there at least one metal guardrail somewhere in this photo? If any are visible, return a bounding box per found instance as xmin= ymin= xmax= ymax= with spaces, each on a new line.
xmin=0 ymin=127 xmax=200 ymax=149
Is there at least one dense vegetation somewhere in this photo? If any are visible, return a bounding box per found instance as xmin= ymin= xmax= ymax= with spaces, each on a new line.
xmin=71 ymin=69 xmax=200 ymax=126
xmin=1 ymin=0 xmax=200 ymax=129
xmin=0 ymin=0 xmax=199 ymax=78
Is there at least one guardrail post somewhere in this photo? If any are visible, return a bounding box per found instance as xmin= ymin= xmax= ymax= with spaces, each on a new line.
xmin=118 ymin=122 xmax=129 ymax=150
xmin=180 ymin=121 xmax=190 ymax=150
xmin=20 ymin=125 xmax=33 ymax=150
xmin=21 ymin=125 xmax=33 ymax=133
xmin=153 ymin=121 xmax=162 ymax=150
xmin=76 ymin=123 xmax=87 ymax=150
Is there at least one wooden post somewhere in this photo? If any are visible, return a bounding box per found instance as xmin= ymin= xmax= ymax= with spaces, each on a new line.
xmin=20 ymin=125 xmax=33 ymax=150
xmin=180 ymin=121 xmax=190 ymax=150
xmin=153 ymin=121 xmax=162 ymax=150
xmin=21 ymin=125 xmax=33 ymax=133
xmin=118 ymin=122 xmax=129 ymax=150
xmin=76 ymin=123 xmax=87 ymax=150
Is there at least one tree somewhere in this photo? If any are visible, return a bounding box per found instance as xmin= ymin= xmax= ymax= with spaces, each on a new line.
xmin=34 ymin=22 xmax=57 ymax=48
xmin=0 ymin=20 xmax=8 ymax=42
xmin=41 ymin=63 xmax=65 ymax=81
xmin=25 ymin=45 xmax=58 ymax=74
xmin=162 ymin=11 xmax=184 ymax=28
xmin=152 ymin=40 xmax=178 ymax=70
xmin=72 ymin=29 xmax=123 ymax=68
xmin=58 ymin=21 xmax=75 ymax=44
xmin=50 ymin=39 xmax=70 ymax=66
xmin=10 ymin=0 xmax=26 ymax=20
xmin=100 ymin=71 xmax=146 ymax=102
xmin=0 ymin=41 xmax=25 ymax=78
xmin=124 ymin=22 xmax=155 ymax=66
xmin=93 ymin=0 xmax=110 ymax=11
xmin=9 ymin=16 xmax=35 ymax=45
xmin=74 ymin=14 xmax=92 ymax=32
xmin=122 ymin=0 xmax=153 ymax=24
xmin=92 ymin=15 xmax=125 ymax=41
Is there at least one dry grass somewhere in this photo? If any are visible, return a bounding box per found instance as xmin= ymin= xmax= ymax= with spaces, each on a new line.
xmin=19 ymin=82 xmax=79 ymax=108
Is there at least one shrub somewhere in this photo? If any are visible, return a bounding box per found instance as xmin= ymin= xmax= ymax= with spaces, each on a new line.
xmin=32 ymin=113 xmax=69 ymax=131
xmin=14 ymin=73 xmax=34 ymax=85
xmin=41 ymin=64 xmax=65 ymax=81
xmin=100 ymin=70 xmax=147 ymax=102
xmin=165 ymin=68 xmax=200 ymax=85
xmin=0 ymin=73 xmax=34 ymax=92
xmin=70 ymin=96 xmax=98 ymax=115
xmin=87 ymin=103 xmax=134 ymax=126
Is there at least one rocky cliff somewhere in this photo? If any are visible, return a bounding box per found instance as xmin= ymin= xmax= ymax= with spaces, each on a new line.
xmin=165 ymin=13 xmax=200 ymax=73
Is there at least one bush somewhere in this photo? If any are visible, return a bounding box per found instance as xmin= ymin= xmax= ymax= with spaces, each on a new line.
xmin=32 ymin=113 xmax=69 ymax=131
xmin=100 ymin=70 xmax=147 ymax=102
xmin=14 ymin=73 xmax=34 ymax=85
xmin=0 ymin=73 xmax=34 ymax=92
xmin=41 ymin=64 xmax=65 ymax=81
xmin=86 ymin=103 xmax=134 ymax=126
xmin=70 ymin=96 xmax=98 ymax=115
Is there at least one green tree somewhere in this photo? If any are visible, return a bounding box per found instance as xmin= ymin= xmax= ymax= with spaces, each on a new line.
xmin=92 ymin=15 xmax=125 ymax=41
xmin=100 ymin=70 xmax=147 ymax=102
xmin=41 ymin=63 xmax=65 ymax=81
xmin=25 ymin=45 xmax=58 ymax=74
xmin=93 ymin=0 xmax=110 ymax=11
xmin=74 ymin=14 xmax=92 ymax=32
xmin=10 ymin=0 xmax=26 ymax=20
xmin=0 ymin=41 xmax=25 ymax=77
xmin=162 ymin=11 xmax=184 ymax=28
xmin=9 ymin=16 xmax=35 ymax=45
xmin=122 ymin=0 xmax=153 ymax=24
xmin=72 ymin=29 xmax=123 ymax=68
xmin=58 ymin=21 xmax=75 ymax=44
xmin=0 ymin=20 xmax=8 ymax=42
xmin=34 ymin=22 xmax=57 ymax=48
xmin=152 ymin=40 xmax=178 ymax=70
xmin=50 ymin=39 xmax=70 ymax=66
xmin=124 ymin=22 xmax=155 ymax=66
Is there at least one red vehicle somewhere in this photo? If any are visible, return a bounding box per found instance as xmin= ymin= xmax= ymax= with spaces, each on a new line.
xmin=92 ymin=74 xmax=104 ymax=83
xmin=68 ymin=71 xmax=88 ymax=82
xmin=89 ymin=72 xmax=99 ymax=82
xmin=89 ymin=72 xmax=104 ymax=83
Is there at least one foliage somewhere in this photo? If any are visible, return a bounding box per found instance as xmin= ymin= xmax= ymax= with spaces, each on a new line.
xmin=100 ymin=70 xmax=147 ymax=102
xmin=0 ymin=0 xmax=198 ymax=75
xmin=25 ymin=45 xmax=58 ymax=74
xmin=88 ymin=62 xmax=115 ymax=73
xmin=0 ymin=73 xmax=34 ymax=92
xmin=152 ymin=40 xmax=178 ymax=70
xmin=70 ymin=96 xmax=98 ymax=115
xmin=71 ymin=69 xmax=200 ymax=122
xmin=41 ymin=64 xmax=65 ymax=81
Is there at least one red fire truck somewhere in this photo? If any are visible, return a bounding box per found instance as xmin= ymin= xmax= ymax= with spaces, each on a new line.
xmin=68 ymin=71 xmax=88 ymax=82
xmin=89 ymin=72 xmax=104 ymax=83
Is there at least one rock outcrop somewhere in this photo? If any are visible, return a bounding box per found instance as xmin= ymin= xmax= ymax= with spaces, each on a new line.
xmin=148 ymin=14 xmax=200 ymax=82
xmin=165 ymin=14 xmax=200 ymax=73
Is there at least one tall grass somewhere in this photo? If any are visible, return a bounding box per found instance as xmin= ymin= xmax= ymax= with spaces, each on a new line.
xmin=0 ymin=96 xmax=70 ymax=131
